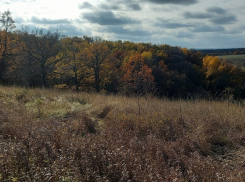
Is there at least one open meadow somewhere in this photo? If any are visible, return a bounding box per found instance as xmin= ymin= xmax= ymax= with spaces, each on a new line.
xmin=218 ymin=54 xmax=245 ymax=70
xmin=1 ymin=86 xmax=245 ymax=181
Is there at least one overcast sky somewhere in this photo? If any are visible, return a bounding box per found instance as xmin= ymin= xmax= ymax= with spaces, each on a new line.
xmin=1 ymin=0 xmax=245 ymax=49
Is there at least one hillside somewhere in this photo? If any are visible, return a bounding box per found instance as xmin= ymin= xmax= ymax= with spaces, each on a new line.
xmin=1 ymin=86 xmax=245 ymax=181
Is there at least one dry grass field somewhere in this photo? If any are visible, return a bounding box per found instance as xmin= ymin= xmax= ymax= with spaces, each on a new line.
xmin=0 ymin=86 xmax=245 ymax=181
xmin=218 ymin=54 xmax=245 ymax=70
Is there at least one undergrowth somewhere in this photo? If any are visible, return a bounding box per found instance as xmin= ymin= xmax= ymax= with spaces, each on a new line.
xmin=0 ymin=86 xmax=245 ymax=181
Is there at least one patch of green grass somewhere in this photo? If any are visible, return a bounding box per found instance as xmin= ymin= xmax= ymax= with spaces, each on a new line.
xmin=218 ymin=54 xmax=245 ymax=69
xmin=218 ymin=54 xmax=245 ymax=60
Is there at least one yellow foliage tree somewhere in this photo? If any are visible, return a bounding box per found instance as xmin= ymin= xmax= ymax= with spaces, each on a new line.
xmin=85 ymin=39 xmax=110 ymax=92
xmin=55 ymin=37 xmax=91 ymax=90
xmin=141 ymin=51 xmax=152 ymax=60
xmin=202 ymin=56 xmax=223 ymax=77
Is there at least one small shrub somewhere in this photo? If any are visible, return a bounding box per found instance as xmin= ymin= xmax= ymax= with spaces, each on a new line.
xmin=97 ymin=105 xmax=114 ymax=119
xmin=82 ymin=114 xmax=97 ymax=134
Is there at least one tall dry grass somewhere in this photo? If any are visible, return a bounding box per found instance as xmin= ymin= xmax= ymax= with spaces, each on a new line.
xmin=0 ymin=85 xmax=245 ymax=181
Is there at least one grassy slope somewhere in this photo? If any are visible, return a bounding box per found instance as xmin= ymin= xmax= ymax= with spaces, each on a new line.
xmin=218 ymin=54 xmax=245 ymax=69
xmin=0 ymin=86 xmax=245 ymax=181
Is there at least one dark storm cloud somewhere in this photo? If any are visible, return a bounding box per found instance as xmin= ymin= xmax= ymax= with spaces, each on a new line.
xmin=144 ymin=0 xmax=198 ymax=5
xmin=106 ymin=26 xmax=151 ymax=36
xmin=192 ymin=25 xmax=225 ymax=32
xmin=79 ymin=2 xmax=93 ymax=9
xmin=207 ymin=7 xmax=226 ymax=14
xmin=210 ymin=15 xmax=237 ymax=24
xmin=31 ymin=17 xmax=71 ymax=24
xmin=82 ymin=11 xmax=140 ymax=25
xmin=155 ymin=18 xmax=194 ymax=29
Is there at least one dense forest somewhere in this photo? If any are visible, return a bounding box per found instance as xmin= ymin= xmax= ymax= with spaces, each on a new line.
xmin=1 ymin=11 xmax=245 ymax=99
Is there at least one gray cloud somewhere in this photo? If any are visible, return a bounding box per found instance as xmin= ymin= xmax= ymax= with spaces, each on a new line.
xmin=155 ymin=18 xmax=194 ymax=29
xmin=225 ymin=29 xmax=242 ymax=34
xmin=105 ymin=0 xmax=197 ymax=6
xmin=164 ymin=22 xmax=194 ymax=29
xmin=106 ymin=26 xmax=151 ymax=36
xmin=99 ymin=3 xmax=121 ymax=10
xmin=144 ymin=0 xmax=198 ymax=5
xmin=128 ymin=4 xmax=141 ymax=11
xmin=82 ymin=11 xmax=140 ymax=25
xmin=31 ymin=17 xmax=71 ymax=24
xmin=183 ymin=12 xmax=214 ymax=19
xmin=192 ymin=25 xmax=225 ymax=32
xmin=14 ymin=17 xmax=24 ymax=24
xmin=207 ymin=7 xmax=226 ymax=14
xmin=48 ymin=24 xmax=91 ymax=37
xmin=79 ymin=2 xmax=93 ymax=9
xmin=176 ymin=31 xmax=194 ymax=38
xmin=210 ymin=15 xmax=237 ymax=24
xmin=184 ymin=8 xmax=237 ymax=25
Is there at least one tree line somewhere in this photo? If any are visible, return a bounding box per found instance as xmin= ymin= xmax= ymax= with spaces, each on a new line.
xmin=198 ymin=48 xmax=245 ymax=56
xmin=1 ymin=11 xmax=245 ymax=99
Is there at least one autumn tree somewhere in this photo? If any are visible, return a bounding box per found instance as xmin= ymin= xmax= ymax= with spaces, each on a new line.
xmin=202 ymin=56 xmax=224 ymax=78
xmin=55 ymin=37 xmax=91 ymax=90
xmin=17 ymin=29 xmax=63 ymax=87
xmin=105 ymin=49 xmax=125 ymax=93
xmin=85 ymin=39 xmax=110 ymax=92
xmin=7 ymin=42 xmax=40 ymax=86
xmin=0 ymin=10 xmax=15 ymax=84
xmin=202 ymin=55 xmax=243 ymax=98
xmin=121 ymin=54 xmax=155 ymax=95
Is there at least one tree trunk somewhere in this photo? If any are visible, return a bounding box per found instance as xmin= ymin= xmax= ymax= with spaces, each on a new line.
xmin=95 ymin=67 xmax=100 ymax=92
xmin=0 ymin=59 xmax=4 ymax=84
xmin=0 ymin=56 xmax=7 ymax=84
xmin=41 ymin=63 xmax=47 ymax=87
xmin=74 ymin=71 xmax=79 ymax=91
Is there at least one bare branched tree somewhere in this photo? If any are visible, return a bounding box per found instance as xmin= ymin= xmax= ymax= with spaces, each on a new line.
xmin=17 ymin=28 xmax=63 ymax=87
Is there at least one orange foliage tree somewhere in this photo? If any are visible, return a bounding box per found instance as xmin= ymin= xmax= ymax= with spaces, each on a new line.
xmin=121 ymin=54 xmax=155 ymax=95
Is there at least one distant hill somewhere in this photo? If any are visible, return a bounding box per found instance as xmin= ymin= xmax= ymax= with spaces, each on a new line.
xmin=195 ymin=48 xmax=245 ymax=56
